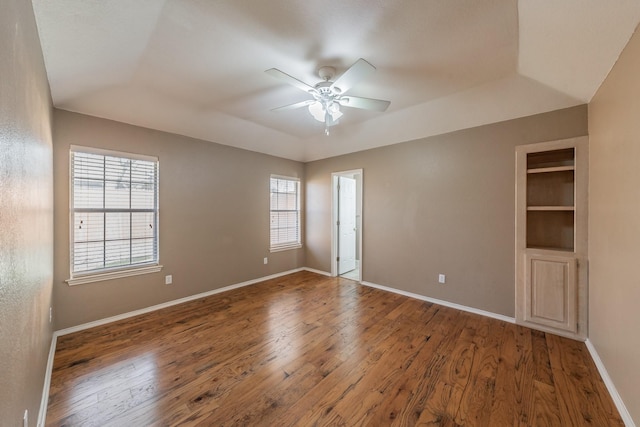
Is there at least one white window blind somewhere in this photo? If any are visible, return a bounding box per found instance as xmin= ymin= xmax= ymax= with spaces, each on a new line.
xmin=270 ymin=176 xmax=301 ymax=251
xmin=70 ymin=147 xmax=159 ymax=277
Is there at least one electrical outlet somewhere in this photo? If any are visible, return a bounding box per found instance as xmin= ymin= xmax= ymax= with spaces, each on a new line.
xmin=263 ymin=257 xmax=268 ymax=265
xmin=438 ymin=274 xmax=446 ymax=284
xmin=49 ymin=307 xmax=53 ymax=324
xmin=165 ymin=275 xmax=172 ymax=285
xmin=23 ymin=409 xmax=28 ymax=427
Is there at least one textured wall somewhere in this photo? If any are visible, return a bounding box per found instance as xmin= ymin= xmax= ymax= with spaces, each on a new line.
xmin=53 ymin=110 xmax=304 ymax=329
xmin=589 ymin=26 xmax=640 ymax=424
xmin=305 ymin=106 xmax=587 ymax=317
xmin=0 ymin=0 xmax=54 ymax=425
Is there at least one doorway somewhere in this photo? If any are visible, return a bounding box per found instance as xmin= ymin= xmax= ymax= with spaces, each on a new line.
xmin=331 ymin=169 xmax=363 ymax=281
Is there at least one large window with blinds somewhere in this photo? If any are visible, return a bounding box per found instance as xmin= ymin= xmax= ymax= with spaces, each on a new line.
xmin=270 ymin=176 xmax=301 ymax=251
xmin=70 ymin=146 xmax=159 ymax=281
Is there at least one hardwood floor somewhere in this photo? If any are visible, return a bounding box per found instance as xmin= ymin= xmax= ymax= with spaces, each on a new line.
xmin=46 ymin=271 xmax=623 ymax=426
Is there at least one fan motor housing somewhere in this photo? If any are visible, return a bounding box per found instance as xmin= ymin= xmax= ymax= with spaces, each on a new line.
xmin=318 ymin=66 xmax=336 ymax=81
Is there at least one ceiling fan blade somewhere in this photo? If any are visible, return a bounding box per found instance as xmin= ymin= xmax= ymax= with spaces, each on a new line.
xmin=265 ymin=68 xmax=316 ymax=94
xmin=271 ymin=99 xmax=315 ymax=112
xmin=339 ymin=96 xmax=390 ymax=112
xmin=330 ymin=58 xmax=376 ymax=94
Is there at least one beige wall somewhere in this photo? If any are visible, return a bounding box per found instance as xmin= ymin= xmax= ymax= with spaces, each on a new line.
xmin=589 ymin=27 xmax=640 ymax=423
xmin=0 ymin=0 xmax=54 ymax=424
xmin=305 ymin=106 xmax=587 ymax=317
xmin=53 ymin=110 xmax=304 ymax=329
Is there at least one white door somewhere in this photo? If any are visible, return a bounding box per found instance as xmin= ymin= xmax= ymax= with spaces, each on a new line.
xmin=338 ymin=176 xmax=357 ymax=274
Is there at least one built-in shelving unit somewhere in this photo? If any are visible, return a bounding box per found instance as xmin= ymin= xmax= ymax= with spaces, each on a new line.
xmin=515 ymin=137 xmax=588 ymax=340
xmin=525 ymin=147 xmax=576 ymax=252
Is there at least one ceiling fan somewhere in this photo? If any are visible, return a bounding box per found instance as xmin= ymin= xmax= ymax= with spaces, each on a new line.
xmin=266 ymin=58 xmax=391 ymax=135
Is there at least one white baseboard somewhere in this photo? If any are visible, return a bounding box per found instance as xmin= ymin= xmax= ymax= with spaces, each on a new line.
xmin=56 ymin=268 xmax=304 ymax=336
xmin=37 ymin=332 xmax=57 ymax=427
xmin=303 ymin=267 xmax=332 ymax=276
xmin=360 ymin=280 xmax=516 ymax=324
xmin=585 ymin=339 xmax=636 ymax=427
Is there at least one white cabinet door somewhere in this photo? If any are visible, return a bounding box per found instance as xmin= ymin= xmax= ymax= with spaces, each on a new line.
xmin=524 ymin=252 xmax=578 ymax=334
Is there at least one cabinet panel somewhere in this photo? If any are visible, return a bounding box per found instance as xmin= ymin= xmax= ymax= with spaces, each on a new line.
xmin=525 ymin=253 xmax=577 ymax=333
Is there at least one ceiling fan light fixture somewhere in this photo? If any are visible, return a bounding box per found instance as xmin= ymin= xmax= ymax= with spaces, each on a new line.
xmin=308 ymin=101 xmax=325 ymax=122
xmin=328 ymin=102 xmax=343 ymax=121
xmin=308 ymin=100 xmax=342 ymax=124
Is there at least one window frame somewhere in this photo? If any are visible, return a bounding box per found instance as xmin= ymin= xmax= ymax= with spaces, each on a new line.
xmin=269 ymin=175 xmax=302 ymax=252
xmin=67 ymin=145 xmax=162 ymax=286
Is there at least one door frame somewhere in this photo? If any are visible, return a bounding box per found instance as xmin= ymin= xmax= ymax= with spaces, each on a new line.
xmin=331 ymin=169 xmax=363 ymax=279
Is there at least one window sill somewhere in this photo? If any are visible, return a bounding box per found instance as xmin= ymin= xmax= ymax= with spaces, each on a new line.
xmin=270 ymin=244 xmax=302 ymax=253
xmin=66 ymin=264 xmax=163 ymax=286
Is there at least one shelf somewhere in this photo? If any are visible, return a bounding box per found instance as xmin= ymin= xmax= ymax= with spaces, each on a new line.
xmin=526 ymin=246 xmax=575 ymax=253
xmin=527 ymin=165 xmax=575 ymax=174
xmin=527 ymin=206 xmax=574 ymax=211
xmin=526 ymin=148 xmax=575 ymax=169
xmin=526 ymin=210 xmax=574 ymax=251
xmin=527 ymin=169 xmax=574 ymax=206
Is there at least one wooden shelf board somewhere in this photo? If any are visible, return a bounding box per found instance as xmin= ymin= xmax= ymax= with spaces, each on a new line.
xmin=527 ymin=206 xmax=574 ymax=211
xmin=526 ymin=245 xmax=575 ymax=253
xmin=527 ymin=166 xmax=575 ymax=174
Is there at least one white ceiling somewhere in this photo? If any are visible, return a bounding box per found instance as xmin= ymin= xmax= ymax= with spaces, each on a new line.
xmin=32 ymin=0 xmax=640 ymax=162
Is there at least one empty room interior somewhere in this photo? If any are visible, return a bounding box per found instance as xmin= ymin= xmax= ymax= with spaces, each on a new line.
xmin=3 ymin=0 xmax=640 ymax=426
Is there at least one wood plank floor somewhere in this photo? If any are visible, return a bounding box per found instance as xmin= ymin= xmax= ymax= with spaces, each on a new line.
xmin=46 ymin=271 xmax=623 ymax=426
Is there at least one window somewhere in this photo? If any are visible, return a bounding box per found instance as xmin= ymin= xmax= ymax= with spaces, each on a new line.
xmin=270 ymin=176 xmax=301 ymax=251
xmin=69 ymin=146 xmax=160 ymax=284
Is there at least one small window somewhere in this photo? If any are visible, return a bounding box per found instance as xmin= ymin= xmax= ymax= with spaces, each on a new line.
xmin=69 ymin=146 xmax=159 ymax=281
xmin=270 ymin=176 xmax=301 ymax=251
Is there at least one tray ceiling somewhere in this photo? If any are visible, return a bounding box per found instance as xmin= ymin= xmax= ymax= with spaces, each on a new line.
xmin=33 ymin=0 xmax=640 ymax=161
